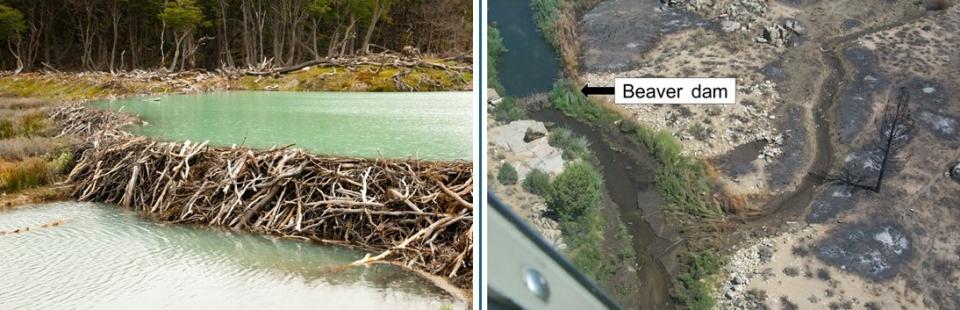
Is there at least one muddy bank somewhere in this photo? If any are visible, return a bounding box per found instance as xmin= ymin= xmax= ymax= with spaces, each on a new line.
xmin=579 ymin=0 xmax=712 ymax=73
xmin=528 ymin=107 xmax=677 ymax=309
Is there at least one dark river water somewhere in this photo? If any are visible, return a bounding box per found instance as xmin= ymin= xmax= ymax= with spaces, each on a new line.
xmin=489 ymin=0 xmax=562 ymax=96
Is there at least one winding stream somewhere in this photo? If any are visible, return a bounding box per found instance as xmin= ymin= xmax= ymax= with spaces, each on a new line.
xmin=0 ymin=202 xmax=462 ymax=309
xmin=491 ymin=1 xmax=673 ymax=308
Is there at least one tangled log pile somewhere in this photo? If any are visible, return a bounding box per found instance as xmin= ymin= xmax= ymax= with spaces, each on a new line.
xmin=52 ymin=106 xmax=474 ymax=290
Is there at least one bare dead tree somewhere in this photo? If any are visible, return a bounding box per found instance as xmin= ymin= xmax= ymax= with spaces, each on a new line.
xmin=871 ymin=87 xmax=912 ymax=192
xmin=822 ymin=87 xmax=912 ymax=193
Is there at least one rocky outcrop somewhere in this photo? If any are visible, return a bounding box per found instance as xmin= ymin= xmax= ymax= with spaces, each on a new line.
xmin=490 ymin=120 xmax=564 ymax=181
xmin=951 ymin=162 xmax=960 ymax=183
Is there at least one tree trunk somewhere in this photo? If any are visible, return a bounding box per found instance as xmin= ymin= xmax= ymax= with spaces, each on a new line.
xmin=361 ymin=0 xmax=385 ymax=55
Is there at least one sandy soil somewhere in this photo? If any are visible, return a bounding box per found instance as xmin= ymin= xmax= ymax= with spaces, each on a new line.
xmin=717 ymin=3 xmax=960 ymax=309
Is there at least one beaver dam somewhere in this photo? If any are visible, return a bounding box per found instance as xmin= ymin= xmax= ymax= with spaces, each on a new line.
xmin=23 ymin=99 xmax=473 ymax=304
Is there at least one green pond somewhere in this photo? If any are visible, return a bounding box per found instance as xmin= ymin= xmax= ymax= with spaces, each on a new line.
xmin=95 ymin=91 xmax=472 ymax=160
xmin=0 ymin=202 xmax=463 ymax=309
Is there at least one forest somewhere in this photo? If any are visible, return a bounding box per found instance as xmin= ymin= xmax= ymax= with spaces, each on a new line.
xmin=0 ymin=0 xmax=472 ymax=73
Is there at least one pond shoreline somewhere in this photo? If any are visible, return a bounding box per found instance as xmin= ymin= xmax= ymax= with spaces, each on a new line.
xmin=0 ymin=56 xmax=472 ymax=101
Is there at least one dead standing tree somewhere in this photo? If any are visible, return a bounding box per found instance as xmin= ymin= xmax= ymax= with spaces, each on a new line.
xmin=825 ymin=87 xmax=912 ymax=192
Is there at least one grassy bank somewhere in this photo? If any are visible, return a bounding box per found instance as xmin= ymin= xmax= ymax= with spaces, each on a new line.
xmin=237 ymin=63 xmax=471 ymax=92
xmin=530 ymin=0 xmax=602 ymax=74
xmin=0 ymin=99 xmax=74 ymax=206
xmin=0 ymin=62 xmax=472 ymax=101
xmin=548 ymin=80 xmax=724 ymax=218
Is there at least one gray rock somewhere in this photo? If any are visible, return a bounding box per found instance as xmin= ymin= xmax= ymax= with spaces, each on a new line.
xmin=721 ymin=20 xmax=741 ymax=32
xmin=784 ymin=18 xmax=806 ymax=35
xmin=732 ymin=274 xmax=747 ymax=285
xmin=524 ymin=124 xmax=548 ymax=142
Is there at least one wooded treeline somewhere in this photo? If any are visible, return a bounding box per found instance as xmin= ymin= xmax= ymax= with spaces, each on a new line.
xmin=0 ymin=0 xmax=471 ymax=73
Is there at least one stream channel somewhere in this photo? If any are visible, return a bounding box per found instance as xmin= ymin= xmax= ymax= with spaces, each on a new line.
xmin=490 ymin=0 xmax=675 ymax=308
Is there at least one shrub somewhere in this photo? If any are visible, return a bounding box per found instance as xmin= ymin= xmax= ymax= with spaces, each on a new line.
xmin=548 ymin=162 xmax=602 ymax=223
xmin=671 ymin=250 xmax=723 ymax=310
xmin=497 ymin=162 xmax=518 ymax=185
xmin=687 ymin=123 xmax=713 ymax=141
xmin=522 ymin=169 xmax=551 ymax=196
xmin=493 ymin=97 xmax=526 ymax=122
xmin=548 ymin=127 xmax=590 ymax=160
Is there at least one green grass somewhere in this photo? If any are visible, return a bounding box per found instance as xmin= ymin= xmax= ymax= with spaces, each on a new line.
xmin=625 ymin=123 xmax=722 ymax=218
xmin=548 ymin=127 xmax=591 ymax=161
xmin=0 ymin=76 xmax=108 ymax=100
xmin=549 ymin=79 xmax=619 ymax=123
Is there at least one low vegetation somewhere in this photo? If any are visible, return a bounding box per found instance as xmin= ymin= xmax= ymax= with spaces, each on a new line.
xmin=530 ymin=0 xmax=601 ymax=73
xmin=0 ymin=99 xmax=74 ymax=199
xmin=497 ymin=162 xmax=518 ymax=185
xmin=548 ymin=127 xmax=591 ymax=160
xmin=548 ymin=161 xmax=604 ymax=278
xmin=548 ymin=79 xmax=723 ymax=218
xmin=493 ymin=97 xmax=527 ymax=122
xmin=670 ymin=250 xmax=723 ymax=310
xmin=522 ymin=169 xmax=551 ymax=196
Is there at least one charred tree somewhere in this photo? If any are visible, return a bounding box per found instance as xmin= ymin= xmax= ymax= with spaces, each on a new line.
xmin=824 ymin=87 xmax=912 ymax=193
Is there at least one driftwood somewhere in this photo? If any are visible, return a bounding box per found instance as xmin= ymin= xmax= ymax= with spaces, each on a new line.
xmin=51 ymin=105 xmax=474 ymax=290
xmin=244 ymin=54 xmax=472 ymax=76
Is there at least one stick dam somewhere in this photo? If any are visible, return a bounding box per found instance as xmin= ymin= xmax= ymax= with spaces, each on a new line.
xmin=50 ymin=105 xmax=474 ymax=293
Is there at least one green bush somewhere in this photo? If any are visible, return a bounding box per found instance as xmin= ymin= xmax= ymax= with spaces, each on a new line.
xmin=497 ymin=162 xmax=518 ymax=185
xmin=548 ymin=127 xmax=590 ymax=161
xmin=670 ymin=250 xmax=723 ymax=310
xmin=522 ymin=169 xmax=551 ymax=196
xmin=548 ymin=161 xmax=601 ymax=223
xmin=493 ymin=97 xmax=526 ymax=122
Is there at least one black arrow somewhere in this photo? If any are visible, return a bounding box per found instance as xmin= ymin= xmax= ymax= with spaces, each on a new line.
xmin=580 ymin=84 xmax=614 ymax=96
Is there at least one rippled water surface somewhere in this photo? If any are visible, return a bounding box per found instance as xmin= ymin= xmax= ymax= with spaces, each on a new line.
xmin=0 ymin=202 xmax=461 ymax=309
xmin=96 ymin=91 xmax=472 ymax=160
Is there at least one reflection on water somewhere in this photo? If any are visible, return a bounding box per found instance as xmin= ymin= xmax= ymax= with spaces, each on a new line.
xmin=0 ymin=202 xmax=462 ymax=309
xmin=96 ymin=91 xmax=472 ymax=160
